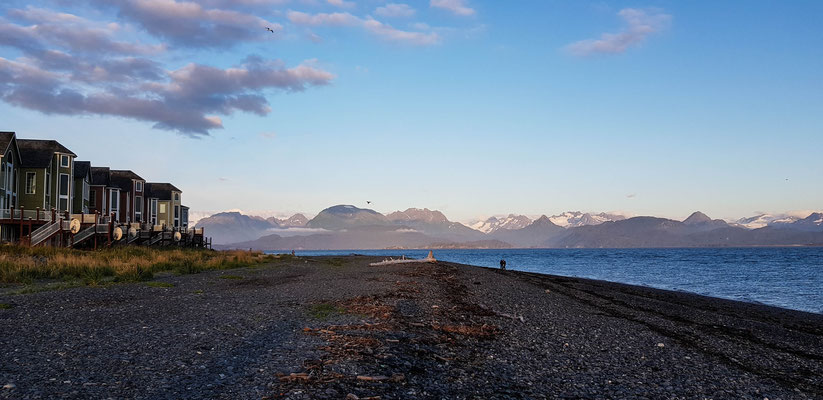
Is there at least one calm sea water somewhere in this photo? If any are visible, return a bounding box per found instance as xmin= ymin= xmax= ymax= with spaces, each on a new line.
xmin=274 ymin=248 xmax=823 ymax=314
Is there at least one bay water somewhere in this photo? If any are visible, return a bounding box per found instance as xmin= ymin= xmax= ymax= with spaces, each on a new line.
xmin=276 ymin=248 xmax=823 ymax=314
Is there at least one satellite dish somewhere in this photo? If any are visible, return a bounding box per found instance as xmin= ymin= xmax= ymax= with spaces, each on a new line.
xmin=173 ymin=231 xmax=182 ymax=242
xmin=113 ymin=227 xmax=123 ymax=241
xmin=69 ymin=218 xmax=81 ymax=234
xmin=128 ymin=227 xmax=138 ymax=238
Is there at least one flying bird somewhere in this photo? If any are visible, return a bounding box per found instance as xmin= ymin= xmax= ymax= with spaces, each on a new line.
xmin=366 ymin=201 xmax=372 ymax=205
xmin=265 ymin=27 xmax=275 ymax=33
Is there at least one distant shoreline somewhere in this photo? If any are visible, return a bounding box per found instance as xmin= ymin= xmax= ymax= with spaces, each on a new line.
xmin=247 ymin=244 xmax=823 ymax=251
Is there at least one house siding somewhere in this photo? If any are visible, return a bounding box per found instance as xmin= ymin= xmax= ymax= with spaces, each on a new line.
xmin=17 ymin=167 xmax=47 ymax=212
xmin=72 ymin=176 xmax=89 ymax=214
xmin=88 ymin=185 xmax=107 ymax=215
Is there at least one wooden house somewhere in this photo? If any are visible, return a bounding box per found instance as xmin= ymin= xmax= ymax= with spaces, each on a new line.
xmin=89 ymin=167 xmax=119 ymax=220
xmin=144 ymin=183 xmax=183 ymax=228
xmin=0 ymin=132 xmax=22 ymax=241
xmin=72 ymin=161 xmax=91 ymax=214
xmin=17 ymin=139 xmax=76 ymax=214
xmin=110 ymin=170 xmax=146 ymax=224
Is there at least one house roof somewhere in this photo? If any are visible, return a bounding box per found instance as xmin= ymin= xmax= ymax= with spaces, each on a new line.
xmin=90 ymin=167 xmax=111 ymax=186
xmin=0 ymin=132 xmax=15 ymax=156
xmin=73 ymin=161 xmax=91 ymax=179
xmin=17 ymin=139 xmax=76 ymax=168
xmin=145 ymin=182 xmax=181 ymax=200
xmin=110 ymin=170 xmax=144 ymax=191
xmin=0 ymin=131 xmax=21 ymax=163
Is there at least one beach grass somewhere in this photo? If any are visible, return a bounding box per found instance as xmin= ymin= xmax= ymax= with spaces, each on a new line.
xmin=0 ymin=246 xmax=275 ymax=286
xmin=309 ymin=302 xmax=343 ymax=319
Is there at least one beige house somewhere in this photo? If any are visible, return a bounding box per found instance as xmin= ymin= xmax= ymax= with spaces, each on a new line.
xmin=144 ymin=182 xmax=184 ymax=228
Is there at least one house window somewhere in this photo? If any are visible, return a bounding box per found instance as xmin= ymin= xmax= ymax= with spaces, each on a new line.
xmin=58 ymin=173 xmax=70 ymax=212
xmin=174 ymin=193 xmax=180 ymax=202
xmin=109 ymin=189 xmax=119 ymax=220
xmin=135 ymin=181 xmax=143 ymax=192
xmin=89 ymin=189 xmax=96 ymax=208
xmin=135 ymin=196 xmax=143 ymax=220
xmin=60 ymin=155 xmax=70 ymax=168
xmin=3 ymin=161 xmax=9 ymax=192
xmin=150 ymin=199 xmax=158 ymax=225
xmin=25 ymin=172 xmax=36 ymax=194
xmin=174 ymin=206 xmax=180 ymax=227
xmin=59 ymin=174 xmax=69 ymax=196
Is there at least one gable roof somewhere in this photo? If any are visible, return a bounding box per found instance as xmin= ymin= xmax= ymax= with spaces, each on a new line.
xmin=0 ymin=132 xmax=15 ymax=156
xmin=90 ymin=167 xmax=111 ymax=186
xmin=110 ymin=170 xmax=144 ymax=191
xmin=17 ymin=139 xmax=76 ymax=168
xmin=73 ymin=161 xmax=91 ymax=179
xmin=145 ymin=182 xmax=181 ymax=200
xmin=0 ymin=131 xmax=21 ymax=163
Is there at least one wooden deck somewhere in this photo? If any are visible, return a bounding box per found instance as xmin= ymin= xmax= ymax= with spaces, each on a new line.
xmin=0 ymin=208 xmax=210 ymax=249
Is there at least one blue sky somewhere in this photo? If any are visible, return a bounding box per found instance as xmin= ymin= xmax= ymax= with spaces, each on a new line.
xmin=1 ymin=0 xmax=821 ymax=222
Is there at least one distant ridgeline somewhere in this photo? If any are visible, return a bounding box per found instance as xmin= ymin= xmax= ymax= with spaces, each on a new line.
xmin=195 ymin=206 xmax=823 ymax=250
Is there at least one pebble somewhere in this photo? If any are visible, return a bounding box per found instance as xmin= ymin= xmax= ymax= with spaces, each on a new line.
xmin=0 ymin=256 xmax=818 ymax=399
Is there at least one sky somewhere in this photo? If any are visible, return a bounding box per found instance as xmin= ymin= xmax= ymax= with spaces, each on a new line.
xmin=1 ymin=0 xmax=821 ymax=223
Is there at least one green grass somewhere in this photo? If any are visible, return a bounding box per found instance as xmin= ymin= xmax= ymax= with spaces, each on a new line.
xmin=0 ymin=303 xmax=12 ymax=309
xmin=145 ymin=281 xmax=174 ymax=288
xmin=0 ymin=246 xmax=275 ymax=286
xmin=309 ymin=302 xmax=343 ymax=319
xmin=324 ymin=258 xmax=346 ymax=267
xmin=218 ymin=274 xmax=244 ymax=280
xmin=193 ymin=289 xmax=204 ymax=294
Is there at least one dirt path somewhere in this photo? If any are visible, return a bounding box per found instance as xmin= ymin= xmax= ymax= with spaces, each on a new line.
xmin=1 ymin=256 xmax=821 ymax=399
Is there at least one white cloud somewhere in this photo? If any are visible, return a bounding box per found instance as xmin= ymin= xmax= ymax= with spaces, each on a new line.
xmin=430 ymin=0 xmax=475 ymax=16
xmin=566 ymin=8 xmax=671 ymax=56
xmin=288 ymin=11 xmax=440 ymax=45
xmin=375 ymin=3 xmax=416 ymax=18
xmin=90 ymin=0 xmax=283 ymax=48
xmin=362 ymin=18 xmax=439 ymax=45
xmin=287 ymin=11 xmax=360 ymax=26
xmin=326 ymin=0 xmax=355 ymax=9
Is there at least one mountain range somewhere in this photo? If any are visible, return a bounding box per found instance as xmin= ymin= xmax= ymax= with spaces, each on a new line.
xmin=197 ymin=206 xmax=823 ymax=250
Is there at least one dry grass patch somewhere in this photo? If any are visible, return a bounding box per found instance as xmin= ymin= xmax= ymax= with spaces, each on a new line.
xmin=0 ymin=246 xmax=274 ymax=285
xmin=339 ymin=295 xmax=394 ymax=320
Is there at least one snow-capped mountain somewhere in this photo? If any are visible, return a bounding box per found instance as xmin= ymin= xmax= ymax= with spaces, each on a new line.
xmin=548 ymin=211 xmax=627 ymax=228
xmin=470 ymin=214 xmax=533 ymax=234
xmin=735 ymin=214 xmax=800 ymax=229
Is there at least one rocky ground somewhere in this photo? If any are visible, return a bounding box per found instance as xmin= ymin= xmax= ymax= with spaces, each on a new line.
xmin=1 ymin=255 xmax=821 ymax=399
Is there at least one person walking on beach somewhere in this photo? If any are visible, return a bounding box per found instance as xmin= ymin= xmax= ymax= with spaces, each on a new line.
xmin=500 ymin=259 xmax=507 ymax=270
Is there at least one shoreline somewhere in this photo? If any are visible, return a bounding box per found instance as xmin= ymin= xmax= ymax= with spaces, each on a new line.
xmin=1 ymin=255 xmax=821 ymax=398
xmin=285 ymin=248 xmax=823 ymax=316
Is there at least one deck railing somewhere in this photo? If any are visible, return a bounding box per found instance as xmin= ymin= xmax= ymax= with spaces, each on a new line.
xmin=0 ymin=208 xmax=54 ymax=222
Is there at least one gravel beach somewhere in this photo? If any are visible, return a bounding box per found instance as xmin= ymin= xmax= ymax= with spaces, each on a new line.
xmin=1 ymin=255 xmax=821 ymax=399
